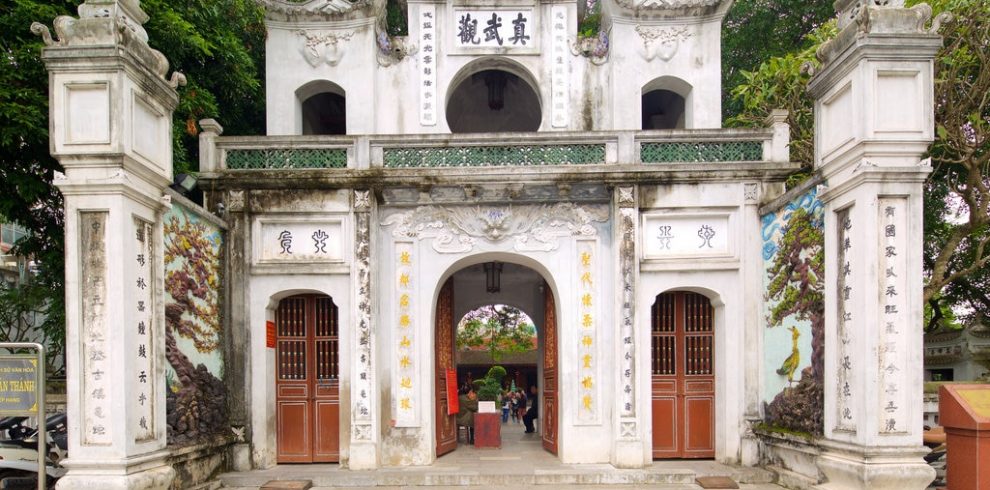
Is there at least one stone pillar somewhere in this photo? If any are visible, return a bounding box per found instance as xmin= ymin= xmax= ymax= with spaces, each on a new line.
xmin=33 ymin=1 xmax=185 ymax=488
xmin=349 ymin=189 xmax=379 ymax=469
xmin=807 ymin=1 xmax=942 ymax=488
xmin=612 ymin=186 xmax=645 ymax=468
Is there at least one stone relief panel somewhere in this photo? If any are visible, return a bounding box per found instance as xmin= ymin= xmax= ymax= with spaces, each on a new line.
xmin=641 ymin=213 xmax=730 ymax=259
xmin=381 ymin=203 xmax=609 ymax=254
xmin=636 ymin=26 xmax=691 ymax=62
xmin=162 ymin=202 xmax=227 ymax=446
xmin=295 ymin=29 xmax=353 ymax=67
xmin=761 ymin=187 xmax=825 ymax=435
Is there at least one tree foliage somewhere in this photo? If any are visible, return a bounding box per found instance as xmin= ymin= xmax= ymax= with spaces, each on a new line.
xmin=920 ymin=0 xmax=990 ymax=328
xmin=456 ymin=304 xmax=537 ymax=362
xmin=730 ymin=0 xmax=990 ymax=328
xmin=0 ymin=1 xmax=75 ymax=376
xmin=726 ymin=21 xmax=837 ymax=172
xmin=0 ymin=0 xmax=265 ymax=375
xmin=722 ymin=0 xmax=835 ymax=120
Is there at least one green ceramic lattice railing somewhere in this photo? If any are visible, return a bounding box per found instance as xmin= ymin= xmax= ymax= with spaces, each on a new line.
xmin=225 ymin=148 xmax=348 ymax=169
xmin=382 ymin=144 xmax=607 ymax=167
xmin=640 ymin=141 xmax=763 ymax=163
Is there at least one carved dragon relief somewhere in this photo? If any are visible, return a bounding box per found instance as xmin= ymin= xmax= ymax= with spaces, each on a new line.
xmin=381 ymin=203 xmax=609 ymax=254
xmin=31 ymin=1 xmax=185 ymax=89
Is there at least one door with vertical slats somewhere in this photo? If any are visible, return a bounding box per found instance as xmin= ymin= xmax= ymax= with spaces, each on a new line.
xmin=542 ymin=282 xmax=558 ymax=454
xmin=276 ymin=294 xmax=340 ymax=463
xmin=435 ymin=279 xmax=457 ymax=457
xmin=651 ymin=291 xmax=715 ymax=459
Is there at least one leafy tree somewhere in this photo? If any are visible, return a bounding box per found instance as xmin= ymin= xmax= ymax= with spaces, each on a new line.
xmin=920 ymin=0 xmax=990 ymax=328
xmin=722 ymin=0 xmax=835 ymax=120
xmin=0 ymin=0 xmax=75 ymax=377
xmin=0 ymin=0 xmax=266 ymax=376
xmin=727 ymin=21 xmax=837 ymax=175
xmin=730 ymin=0 xmax=990 ymax=328
xmin=456 ymin=304 xmax=537 ymax=362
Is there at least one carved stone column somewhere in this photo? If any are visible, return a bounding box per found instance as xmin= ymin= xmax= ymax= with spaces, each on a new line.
xmin=613 ymin=186 xmax=645 ymax=468
xmin=807 ymin=1 xmax=943 ymax=487
xmin=33 ymin=1 xmax=185 ymax=487
xmin=349 ymin=189 xmax=378 ymax=468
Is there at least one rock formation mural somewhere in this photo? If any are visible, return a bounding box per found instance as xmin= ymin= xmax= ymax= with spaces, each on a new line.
xmin=163 ymin=202 xmax=227 ymax=445
xmin=761 ymin=186 xmax=824 ymax=435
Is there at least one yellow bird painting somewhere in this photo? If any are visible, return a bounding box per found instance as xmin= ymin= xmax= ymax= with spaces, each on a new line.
xmin=776 ymin=326 xmax=801 ymax=383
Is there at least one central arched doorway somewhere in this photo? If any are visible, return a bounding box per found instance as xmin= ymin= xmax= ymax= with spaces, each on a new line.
xmin=445 ymin=59 xmax=542 ymax=133
xmin=434 ymin=261 xmax=558 ymax=457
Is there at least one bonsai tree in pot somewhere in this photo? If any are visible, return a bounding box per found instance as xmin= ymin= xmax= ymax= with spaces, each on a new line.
xmin=471 ymin=365 xmax=507 ymax=447
xmin=473 ymin=365 xmax=507 ymax=412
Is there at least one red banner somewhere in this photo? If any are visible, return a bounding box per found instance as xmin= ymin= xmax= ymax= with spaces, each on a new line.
xmin=266 ymin=321 xmax=276 ymax=349
xmin=446 ymin=369 xmax=459 ymax=415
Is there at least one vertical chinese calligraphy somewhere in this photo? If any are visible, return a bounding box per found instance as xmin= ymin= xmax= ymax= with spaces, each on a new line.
xmin=420 ymin=6 xmax=437 ymax=126
xmin=878 ymin=199 xmax=907 ymax=434
xmin=133 ymin=219 xmax=155 ymax=441
xmin=619 ymin=207 xmax=637 ymax=418
xmin=353 ymin=208 xmax=374 ymax=436
xmin=395 ymin=242 xmax=417 ymax=426
xmin=551 ymin=6 xmax=569 ymax=128
xmin=576 ymin=240 xmax=598 ymax=423
xmin=81 ymin=212 xmax=111 ymax=445
xmin=835 ymin=207 xmax=856 ymax=432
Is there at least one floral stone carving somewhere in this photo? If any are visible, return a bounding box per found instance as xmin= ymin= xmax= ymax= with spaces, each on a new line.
xmin=381 ymin=203 xmax=609 ymax=253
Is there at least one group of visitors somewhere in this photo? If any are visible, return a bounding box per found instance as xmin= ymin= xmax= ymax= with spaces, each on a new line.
xmin=501 ymin=387 xmax=527 ymax=424
xmin=456 ymin=383 xmax=540 ymax=444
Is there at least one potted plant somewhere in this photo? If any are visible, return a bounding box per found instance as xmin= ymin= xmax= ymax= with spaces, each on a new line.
xmin=471 ymin=366 xmax=506 ymax=448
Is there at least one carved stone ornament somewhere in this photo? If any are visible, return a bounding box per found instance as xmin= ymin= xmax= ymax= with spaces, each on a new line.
xmin=620 ymin=421 xmax=637 ymax=438
xmin=354 ymin=190 xmax=371 ymax=210
xmin=570 ymin=29 xmax=610 ymax=66
xmin=259 ymin=0 xmax=371 ymax=20
xmin=381 ymin=203 xmax=609 ymax=254
xmin=744 ymin=183 xmax=759 ymax=203
xmin=296 ymin=30 xmax=353 ymax=67
xmin=376 ymin=20 xmax=418 ymax=67
xmin=353 ymin=423 xmax=372 ymax=440
xmin=31 ymin=0 xmax=185 ymax=89
xmin=635 ymin=26 xmax=691 ymax=62
xmin=227 ymin=190 xmax=246 ymax=212
xmin=816 ymin=3 xmax=936 ymax=69
xmin=618 ymin=186 xmax=635 ymax=206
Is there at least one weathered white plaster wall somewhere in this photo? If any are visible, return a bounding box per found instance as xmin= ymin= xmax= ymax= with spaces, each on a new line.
xmin=636 ymin=181 xmax=761 ymax=464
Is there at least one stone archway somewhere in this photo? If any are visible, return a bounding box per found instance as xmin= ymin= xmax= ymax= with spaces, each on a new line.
xmin=445 ymin=58 xmax=542 ymax=133
xmin=434 ymin=260 xmax=558 ymax=457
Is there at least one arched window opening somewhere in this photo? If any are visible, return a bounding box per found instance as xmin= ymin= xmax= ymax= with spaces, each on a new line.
xmin=642 ymin=89 xmax=686 ymax=130
xmin=446 ymin=68 xmax=541 ymax=133
xmin=302 ymin=92 xmax=346 ymax=135
xmin=296 ymin=80 xmax=347 ymax=135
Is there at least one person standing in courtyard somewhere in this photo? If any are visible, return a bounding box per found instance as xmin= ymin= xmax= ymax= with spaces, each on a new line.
xmin=523 ymin=385 xmax=538 ymax=433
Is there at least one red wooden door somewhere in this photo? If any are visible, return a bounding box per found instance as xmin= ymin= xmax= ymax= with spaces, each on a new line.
xmin=542 ymin=282 xmax=558 ymax=454
xmin=276 ymin=295 xmax=340 ymax=463
xmin=651 ymin=292 xmax=715 ymax=459
xmin=435 ymin=279 xmax=457 ymax=457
